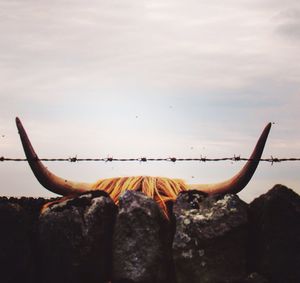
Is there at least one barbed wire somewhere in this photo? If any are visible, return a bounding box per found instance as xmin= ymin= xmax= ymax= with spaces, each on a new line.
xmin=1 ymin=156 xmax=300 ymax=165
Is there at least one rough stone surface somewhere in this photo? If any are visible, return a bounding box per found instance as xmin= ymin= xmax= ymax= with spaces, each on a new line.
xmin=0 ymin=197 xmax=46 ymax=283
xmin=173 ymin=191 xmax=248 ymax=283
xmin=1 ymin=184 xmax=299 ymax=283
xmin=242 ymin=273 xmax=269 ymax=283
xmin=38 ymin=191 xmax=117 ymax=283
xmin=248 ymin=184 xmax=300 ymax=283
xmin=112 ymin=190 xmax=174 ymax=283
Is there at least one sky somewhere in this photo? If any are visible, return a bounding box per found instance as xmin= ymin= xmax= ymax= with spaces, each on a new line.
xmin=0 ymin=0 xmax=299 ymax=202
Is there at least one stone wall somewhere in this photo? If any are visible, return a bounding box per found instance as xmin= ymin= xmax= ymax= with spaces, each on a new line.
xmin=0 ymin=185 xmax=299 ymax=283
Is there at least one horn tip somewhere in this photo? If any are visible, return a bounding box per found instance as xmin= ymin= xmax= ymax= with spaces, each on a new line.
xmin=265 ymin=122 xmax=272 ymax=133
xmin=15 ymin=117 xmax=21 ymax=125
xmin=15 ymin=117 xmax=23 ymax=132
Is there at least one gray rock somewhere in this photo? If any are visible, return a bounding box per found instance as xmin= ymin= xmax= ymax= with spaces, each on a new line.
xmin=173 ymin=191 xmax=248 ymax=283
xmin=242 ymin=273 xmax=269 ymax=283
xmin=0 ymin=197 xmax=46 ymax=283
xmin=0 ymin=198 xmax=40 ymax=283
xmin=248 ymin=184 xmax=300 ymax=283
xmin=112 ymin=190 xmax=174 ymax=283
xmin=38 ymin=191 xmax=116 ymax=283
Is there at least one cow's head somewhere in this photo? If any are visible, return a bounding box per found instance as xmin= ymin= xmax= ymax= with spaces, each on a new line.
xmin=16 ymin=117 xmax=271 ymax=215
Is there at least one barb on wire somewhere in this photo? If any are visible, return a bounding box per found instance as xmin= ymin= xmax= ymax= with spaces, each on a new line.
xmin=1 ymin=155 xmax=300 ymax=163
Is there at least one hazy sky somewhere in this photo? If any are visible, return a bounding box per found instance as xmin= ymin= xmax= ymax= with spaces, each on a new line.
xmin=1 ymin=0 xmax=299 ymax=202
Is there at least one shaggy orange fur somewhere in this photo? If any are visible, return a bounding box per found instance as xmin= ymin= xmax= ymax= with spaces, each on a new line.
xmin=42 ymin=176 xmax=188 ymax=217
xmin=92 ymin=176 xmax=188 ymax=217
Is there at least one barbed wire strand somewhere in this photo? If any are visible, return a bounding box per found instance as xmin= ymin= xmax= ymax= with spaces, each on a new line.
xmin=1 ymin=156 xmax=300 ymax=165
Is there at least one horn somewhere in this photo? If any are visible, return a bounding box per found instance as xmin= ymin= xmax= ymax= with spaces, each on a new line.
xmin=187 ymin=123 xmax=272 ymax=194
xmin=16 ymin=117 xmax=93 ymax=196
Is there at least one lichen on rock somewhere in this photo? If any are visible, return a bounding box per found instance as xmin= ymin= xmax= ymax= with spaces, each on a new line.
xmin=173 ymin=191 xmax=248 ymax=283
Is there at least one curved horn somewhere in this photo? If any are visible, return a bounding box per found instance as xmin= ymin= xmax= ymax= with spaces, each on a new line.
xmin=187 ymin=123 xmax=272 ymax=194
xmin=16 ymin=117 xmax=93 ymax=196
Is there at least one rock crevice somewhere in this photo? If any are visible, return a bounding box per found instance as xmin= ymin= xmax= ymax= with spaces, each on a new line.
xmin=0 ymin=184 xmax=299 ymax=283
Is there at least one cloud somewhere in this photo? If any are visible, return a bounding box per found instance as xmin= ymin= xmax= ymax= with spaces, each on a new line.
xmin=1 ymin=0 xmax=299 ymax=97
xmin=0 ymin=0 xmax=299 ymax=199
xmin=274 ymin=8 xmax=300 ymax=40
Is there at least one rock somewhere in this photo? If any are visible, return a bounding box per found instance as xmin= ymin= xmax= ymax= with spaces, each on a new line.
xmin=112 ymin=190 xmax=174 ymax=283
xmin=38 ymin=191 xmax=117 ymax=283
xmin=0 ymin=197 xmax=44 ymax=283
xmin=173 ymin=191 xmax=248 ymax=283
xmin=242 ymin=272 xmax=269 ymax=283
xmin=248 ymin=184 xmax=300 ymax=283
